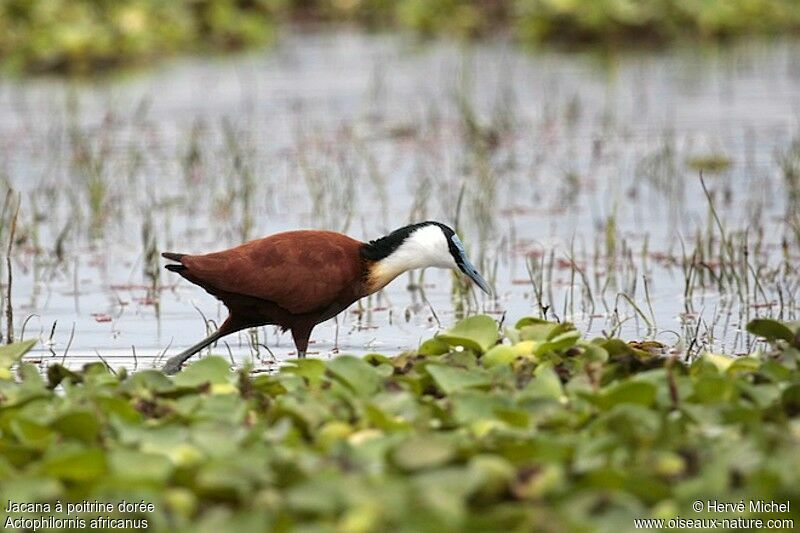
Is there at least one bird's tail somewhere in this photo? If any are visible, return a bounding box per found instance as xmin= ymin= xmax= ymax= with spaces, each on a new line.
xmin=162 ymin=252 xmax=187 ymax=272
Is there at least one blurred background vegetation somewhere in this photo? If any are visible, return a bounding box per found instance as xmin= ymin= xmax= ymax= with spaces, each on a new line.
xmin=2 ymin=0 xmax=800 ymax=73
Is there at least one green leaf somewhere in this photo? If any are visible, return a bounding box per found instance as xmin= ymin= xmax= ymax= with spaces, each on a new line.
xmin=598 ymin=380 xmax=657 ymax=409
xmin=747 ymin=319 xmax=796 ymax=345
xmin=599 ymin=338 xmax=653 ymax=360
xmin=514 ymin=317 xmax=552 ymax=329
xmin=689 ymin=374 xmax=735 ymax=403
xmin=172 ymin=356 xmax=232 ymax=387
xmin=50 ymin=410 xmax=100 ymax=443
xmin=125 ymin=369 xmax=175 ymax=394
xmin=0 ymin=339 xmax=37 ymax=379
xmin=781 ymin=384 xmax=800 ymax=416
xmin=281 ymin=358 xmax=327 ymax=386
xmin=426 ymin=365 xmax=491 ymax=395
xmin=36 ymin=448 xmax=107 ymax=482
xmin=437 ymin=315 xmax=498 ymax=353
xmin=726 ymin=356 xmax=760 ymax=375
xmin=108 ymin=449 xmax=173 ymax=483
xmin=518 ymin=323 xmax=558 ymax=342
xmin=286 ymin=476 xmax=345 ymax=515
xmin=419 ymin=337 xmax=451 ymax=356
xmin=580 ymin=342 xmax=609 ymax=363
xmin=701 ymin=353 xmax=733 ymax=372
xmin=534 ymin=330 xmax=581 ymax=356
xmin=482 ymin=345 xmax=517 ymax=367
xmin=10 ymin=418 xmax=53 ymax=448
xmin=521 ymin=364 xmax=564 ymax=401
xmin=327 ymin=355 xmax=380 ymax=396
xmin=46 ymin=364 xmax=83 ymax=388
xmin=392 ymin=434 xmax=456 ymax=471
xmin=451 ymin=390 xmax=511 ymax=424
xmin=94 ymin=396 xmax=142 ymax=423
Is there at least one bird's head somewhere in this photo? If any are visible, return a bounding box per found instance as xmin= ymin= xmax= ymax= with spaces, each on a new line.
xmin=362 ymin=221 xmax=491 ymax=295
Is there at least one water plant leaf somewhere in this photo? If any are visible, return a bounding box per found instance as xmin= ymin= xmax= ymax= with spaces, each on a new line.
xmin=282 ymin=358 xmax=327 ymax=386
xmin=746 ymin=319 xmax=796 ymax=345
xmin=0 ymin=340 xmax=37 ymax=379
xmin=419 ymin=337 xmax=451 ymax=356
xmin=10 ymin=418 xmax=53 ymax=448
xmin=686 ymin=154 xmax=732 ymax=173
xmin=0 ymin=317 xmax=797 ymax=530
xmin=521 ymin=364 xmax=564 ymax=401
xmin=327 ymin=355 xmax=380 ymax=396
xmin=689 ymin=374 xmax=735 ymax=404
xmin=437 ymin=315 xmax=498 ymax=353
xmin=125 ymin=369 xmax=175 ymax=394
xmin=702 ymin=353 xmax=733 ymax=372
xmin=46 ymin=364 xmax=82 ymax=388
xmin=781 ymin=384 xmax=800 ymax=416
xmin=518 ymin=323 xmax=558 ymax=341
xmin=534 ymin=330 xmax=581 ymax=356
xmin=108 ymin=449 xmax=173 ymax=483
xmin=50 ymin=410 xmax=100 ymax=443
xmin=515 ymin=317 xmax=551 ymax=329
xmin=580 ymin=342 xmax=609 ymax=363
xmin=36 ymin=447 xmax=107 ymax=482
xmin=726 ymin=356 xmax=760 ymax=375
xmin=172 ymin=356 xmax=232 ymax=387
xmin=598 ymin=381 xmax=657 ymax=409
xmin=599 ymin=338 xmax=653 ymax=360
xmin=426 ymin=365 xmax=491 ymax=395
xmin=392 ymin=435 xmax=456 ymax=471
xmin=482 ymin=345 xmax=517 ymax=367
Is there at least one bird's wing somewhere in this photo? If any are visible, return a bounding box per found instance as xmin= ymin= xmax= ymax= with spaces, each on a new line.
xmin=180 ymin=231 xmax=365 ymax=315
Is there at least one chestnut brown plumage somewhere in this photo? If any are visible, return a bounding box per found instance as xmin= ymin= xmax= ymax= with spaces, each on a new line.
xmin=161 ymin=221 xmax=490 ymax=374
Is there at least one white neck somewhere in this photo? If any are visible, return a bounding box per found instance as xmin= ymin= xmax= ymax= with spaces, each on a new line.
xmin=365 ymin=225 xmax=456 ymax=293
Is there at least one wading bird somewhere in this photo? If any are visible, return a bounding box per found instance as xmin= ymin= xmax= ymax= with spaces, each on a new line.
xmin=161 ymin=221 xmax=490 ymax=374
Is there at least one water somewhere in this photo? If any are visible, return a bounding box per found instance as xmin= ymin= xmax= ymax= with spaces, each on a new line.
xmin=1 ymin=31 xmax=798 ymax=370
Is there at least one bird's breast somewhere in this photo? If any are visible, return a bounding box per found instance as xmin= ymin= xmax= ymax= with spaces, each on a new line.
xmin=363 ymin=260 xmax=402 ymax=295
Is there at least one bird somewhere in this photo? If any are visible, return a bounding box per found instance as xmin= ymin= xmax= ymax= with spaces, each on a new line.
xmin=160 ymin=221 xmax=491 ymax=374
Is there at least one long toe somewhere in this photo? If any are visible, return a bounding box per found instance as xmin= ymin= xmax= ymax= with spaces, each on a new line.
xmin=162 ymin=359 xmax=182 ymax=375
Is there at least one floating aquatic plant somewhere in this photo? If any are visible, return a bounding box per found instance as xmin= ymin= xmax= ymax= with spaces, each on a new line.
xmin=1 ymin=316 xmax=798 ymax=530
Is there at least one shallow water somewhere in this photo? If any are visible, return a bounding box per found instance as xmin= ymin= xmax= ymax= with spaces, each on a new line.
xmin=1 ymin=31 xmax=798 ymax=370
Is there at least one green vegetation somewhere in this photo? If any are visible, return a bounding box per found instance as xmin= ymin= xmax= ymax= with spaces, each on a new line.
xmin=1 ymin=315 xmax=799 ymax=531
xmin=515 ymin=0 xmax=800 ymax=45
xmin=3 ymin=0 xmax=800 ymax=73
xmin=0 ymin=0 xmax=279 ymax=73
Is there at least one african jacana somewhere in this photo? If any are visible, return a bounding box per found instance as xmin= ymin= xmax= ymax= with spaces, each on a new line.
xmin=161 ymin=221 xmax=490 ymax=373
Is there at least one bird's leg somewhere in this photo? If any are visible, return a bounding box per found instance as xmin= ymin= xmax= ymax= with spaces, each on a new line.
xmin=291 ymin=323 xmax=314 ymax=359
xmin=162 ymin=329 xmax=225 ymax=374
